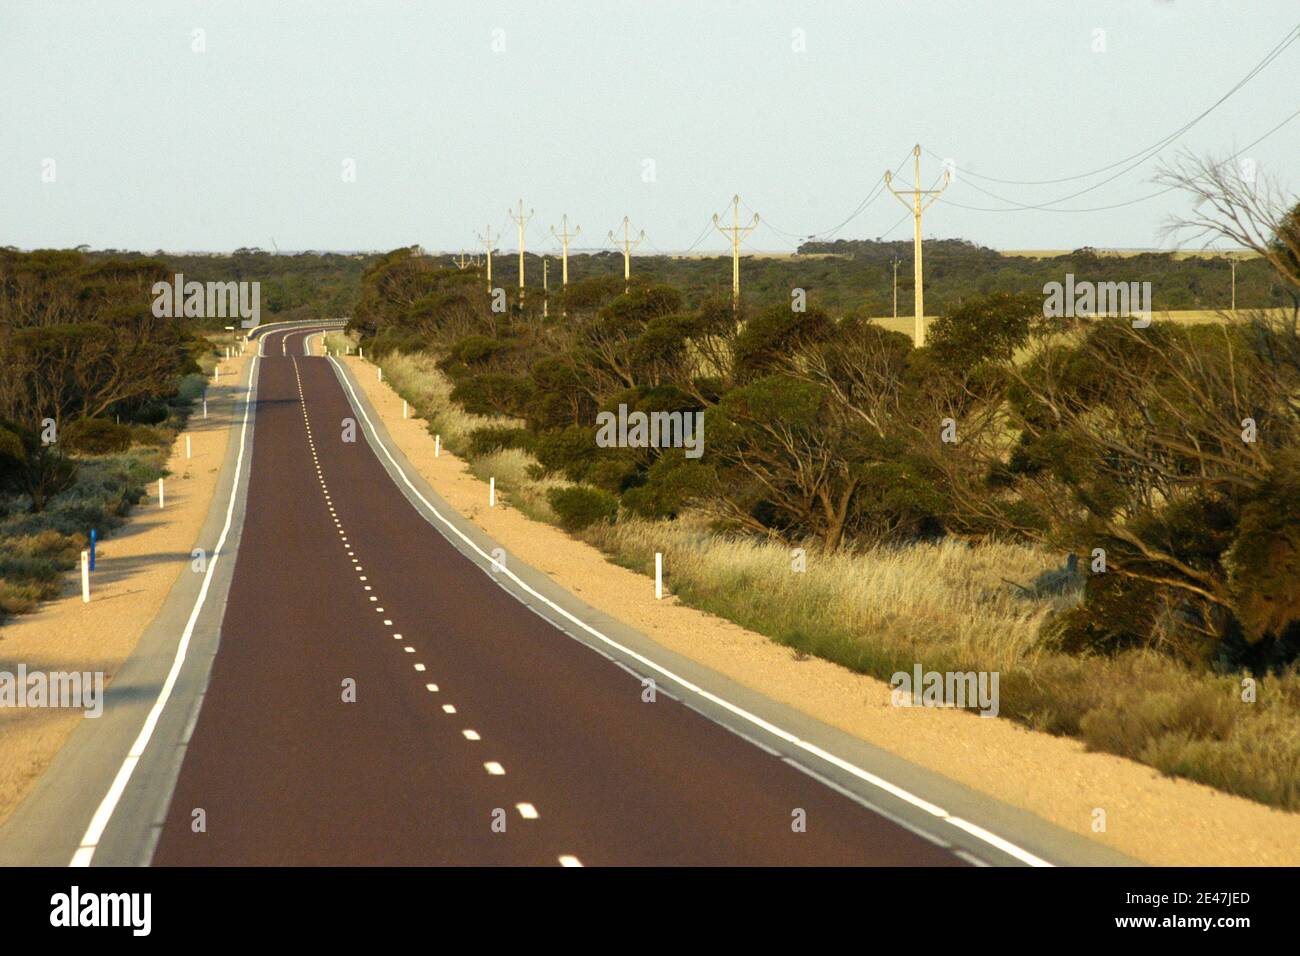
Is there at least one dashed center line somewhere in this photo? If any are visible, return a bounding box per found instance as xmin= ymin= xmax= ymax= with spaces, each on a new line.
xmin=291 ymin=351 xmax=572 ymax=868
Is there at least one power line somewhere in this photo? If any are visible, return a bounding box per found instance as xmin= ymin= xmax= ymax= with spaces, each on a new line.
xmin=937 ymin=103 xmax=1300 ymax=214
xmin=738 ymin=148 xmax=914 ymax=244
xmin=926 ymin=20 xmax=1299 ymax=188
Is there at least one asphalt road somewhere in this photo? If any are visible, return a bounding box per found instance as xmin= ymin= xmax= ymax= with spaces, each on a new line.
xmin=150 ymin=327 xmax=966 ymax=866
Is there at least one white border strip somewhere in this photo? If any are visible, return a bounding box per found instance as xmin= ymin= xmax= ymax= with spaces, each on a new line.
xmin=329 ymin=356 xmax=1054 ymax=868
xmin=70 ymin=345 xmax=264 ymax=866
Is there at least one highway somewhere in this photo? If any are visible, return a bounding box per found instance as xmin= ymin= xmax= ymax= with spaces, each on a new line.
xmin=146 ymin=326 xmax=967 ymax=866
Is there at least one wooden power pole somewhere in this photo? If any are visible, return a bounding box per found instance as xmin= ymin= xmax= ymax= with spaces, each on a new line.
xmin=508 ymin=199 xmax=534 ymax=299
xmin=885 ymin=145 xmax=949 ymax=347
xmin=550 ymin=214 xmax=581 ymax=287
xmin=609 ymin=216 xmax=644 ymax=292
xmin=475 ymin=226 xmax=498 ymax=292
xmin=712 ymin=195 xmax=759 ymax=309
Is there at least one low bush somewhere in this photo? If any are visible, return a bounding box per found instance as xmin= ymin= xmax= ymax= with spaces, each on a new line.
xmin=467 ymin=426 xmax=536 ymax=458
xmin=130 ymin=425 xmax=170 ymax=448
xmin=547 ymin=485 xmax=618 ymax=532
xmin=62 ymin=418 xmax=133 ymax=455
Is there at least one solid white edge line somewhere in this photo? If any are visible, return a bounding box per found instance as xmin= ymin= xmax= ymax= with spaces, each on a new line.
xmin=328 ymin=356 xmax=1054 ymax=868
xmin=70 ymin=329 xmax=310 ymax=866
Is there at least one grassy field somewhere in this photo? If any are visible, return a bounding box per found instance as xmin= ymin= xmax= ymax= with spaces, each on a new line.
xmin=372 ymin=349 xmax=1300 ymax=811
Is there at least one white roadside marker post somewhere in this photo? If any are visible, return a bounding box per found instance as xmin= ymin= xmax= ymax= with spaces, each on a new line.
xmin=490 ymin=477 xmax=496 ymax=508
xmin=435 ymin=434 xmax=441 ymax=458
xmin=403 ymin=399 xmax=408 ymax=419
xmin=203 ymin=398 xmax=208 ymax=419
xmin=655 ymin=552 xmax=663 ymax=600
xmin=158 ymin=478 xmax=165 ymax=509
xmin=81 ymin=550 xmax=90 ymax=603
xmin=185 ymin=435 xmax=192 ymax=459
xmin=378 ymin=367 xmax=382 ymax=382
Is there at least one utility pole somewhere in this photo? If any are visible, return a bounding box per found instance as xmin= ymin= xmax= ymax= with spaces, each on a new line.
xmin=713 ymin=195 xmax=759 ymax=310
xmin=550 ymin=214 xmax=581 ymax=286
xmin=475 ymin=226 xmax=498 ymax=292
xmin=508 ymin=199 xmax=534 ymax=299
xmin=542 ymin=256 xmax=549 ymax=318
xmin=609 ymin=216 xmax=644 ymax=292
xmin=886 ymin=145 xmax=950 ymax=347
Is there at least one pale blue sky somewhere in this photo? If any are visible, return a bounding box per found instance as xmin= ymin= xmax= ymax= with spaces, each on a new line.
xmin=2 ymin=1 xmax=1297 ymax=254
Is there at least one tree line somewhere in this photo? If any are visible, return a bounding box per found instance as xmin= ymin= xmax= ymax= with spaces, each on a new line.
xmin=0 ymin=250 xmax=204 ymax=511
xmin=350 ymin=165 xmax=1300 ymax=675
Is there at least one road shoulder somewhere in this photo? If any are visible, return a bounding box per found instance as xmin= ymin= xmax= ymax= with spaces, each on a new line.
xmin=0 ymin=352 xmax=256 ymax=865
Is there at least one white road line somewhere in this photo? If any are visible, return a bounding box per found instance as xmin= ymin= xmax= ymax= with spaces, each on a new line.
xmin=483 ymin=762 xmax=505 ymax=776
xmin=516 ymin=803 xmax=539 ymax=819
xmin=558 ymin=855 xmax=583 ymax=867
xmin=462 ymin=730 xmax=481 ymax=740
xmin=329 ymin=354 xmax=1054 ymax=869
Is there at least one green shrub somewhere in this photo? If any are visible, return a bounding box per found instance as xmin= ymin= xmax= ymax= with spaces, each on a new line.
xmin=447 ymin=335 xmax=518 ymax=367
xmin=5 ymin=529 xmax=82 ymax=562
xmin=546 ymin=485 xmax=618 ymax=532
xmin=369 ymin=328 xmax=428 ymax=357
xmin=0 ymin=579 xmax=47 ymax=616
xmin=449 ymin=373 xmax=532 ymax=417
xmin=130 ymin=425 xmax=170 ymax=448
xmin=467 ymin=426 xmax=536 ymax=458
xmin=534 ymin=425 xmax=601 ymax=482
xmin=623 ymin=454 xmax=717 ymax=519
xmin=63 ymin=418 xmax=134 ymax=455
xmin=0 ymin=553 xmax=65 ymax=584
xmin=126 ymin=403 xmax=170 ymax=424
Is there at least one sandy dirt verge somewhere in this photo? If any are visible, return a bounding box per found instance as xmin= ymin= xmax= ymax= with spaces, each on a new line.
xmin=0 ymin=352 xmax=249 ymax=827
xmin=342 ymin=352 xmax=1300 ymax=866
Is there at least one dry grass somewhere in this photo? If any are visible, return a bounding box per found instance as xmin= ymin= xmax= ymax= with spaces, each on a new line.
xmin=587 ymin=516 xmax=1062 ymax=674
xmin=582 ymin=516 xmax=1300 ymax=809
xmin=375 ymin=353 xmax=572 ymax=523
xmin=323 ymin=331 xmax=356 ymax=356
xmin=467 ymin=448 xmax=569 ymax=524
xmin=378 ymin=352 xmax=505 ymax=453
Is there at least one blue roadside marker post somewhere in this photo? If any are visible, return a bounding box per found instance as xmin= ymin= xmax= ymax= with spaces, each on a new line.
xmin=89 ymin=528 xmax=97 ymax=572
